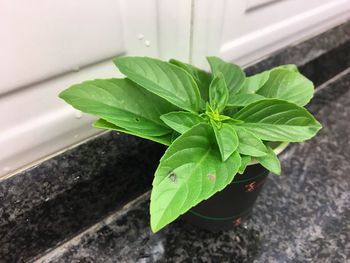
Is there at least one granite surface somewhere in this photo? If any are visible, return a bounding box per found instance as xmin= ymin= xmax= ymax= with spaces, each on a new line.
xmin=39 ymin=68 xmax=350 ymax=263
xmin=0 ymin=135 xmax=165 ymax=262
xmin=0 ymin=20 xmax=349 ymax=263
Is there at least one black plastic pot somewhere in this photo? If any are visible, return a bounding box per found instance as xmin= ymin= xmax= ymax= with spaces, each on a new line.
xmin=181 ymin=163 xmax=268 ymax=231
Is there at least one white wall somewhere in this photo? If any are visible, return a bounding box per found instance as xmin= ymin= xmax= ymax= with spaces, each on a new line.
xmin=0 ymin=0 xmax=349 ymax=178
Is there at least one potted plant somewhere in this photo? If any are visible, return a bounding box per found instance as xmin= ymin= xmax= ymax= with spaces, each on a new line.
xmin=59 ymin=56 xmax=321 ymax=232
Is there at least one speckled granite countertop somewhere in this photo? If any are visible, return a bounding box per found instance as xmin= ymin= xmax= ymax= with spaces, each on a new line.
xmin=38 ymin=68 xmax=350 ymax=263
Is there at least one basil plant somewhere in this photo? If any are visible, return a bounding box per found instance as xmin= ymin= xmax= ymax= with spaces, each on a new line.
xmin=59 ymin=56 xmax=321 ymax=232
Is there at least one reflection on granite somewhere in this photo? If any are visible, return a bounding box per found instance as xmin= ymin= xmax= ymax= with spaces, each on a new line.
xmin=299 ymin=40 xmax=350 ymax=87
xmin=41 ymin=70 xmax=350 ymax=263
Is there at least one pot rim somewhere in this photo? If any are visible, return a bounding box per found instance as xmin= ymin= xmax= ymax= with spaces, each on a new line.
xmin=248 ymin=142 xmax=289 ymax=166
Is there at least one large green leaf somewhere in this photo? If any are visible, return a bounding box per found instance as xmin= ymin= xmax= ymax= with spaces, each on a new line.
xmin=213 ymin=123 xmax=238 ymax=161
xmin=233 ymin=99 xmax=322 ymax=142
xmin=207 ymin=56 xmax=245 ymax=95
xmin=239 ymin=70 xmax=270 ymax=94
xmin=227 ymin=93 xmax=265 ymax=107
xmin=150 ymin=124 xmax=241 ymax=232
xmin=254 ymin=146 xmax=281 ymax=175
xmin=93 ymin=118 xmax=173 ymax=146
xmin=209 ymin=73 xmax=228 ymax=112
xmin=160 ymin=111 xmax=206 ymax=134
xmin=256 ymin=68 xmax=314 ymax=106
xmin=114 ymin=56 xmax=200 ymax=112
xmin=59 ymin=78 xmax=176 ymax=136
xmin=169 ymin=59 xmax=211 ymax=102
xmin=233 ymin=126 xmax=268 ymax=157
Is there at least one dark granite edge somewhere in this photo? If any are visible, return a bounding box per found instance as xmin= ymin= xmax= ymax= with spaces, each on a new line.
xmin=35 ymin=191 xmax=151 ymax=263
xmin=0 ymin=19 xmax=349 ymax=263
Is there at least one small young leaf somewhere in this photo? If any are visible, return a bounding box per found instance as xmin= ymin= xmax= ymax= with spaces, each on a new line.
xmin=150 ymin=123 xmax=241 ymax=232
xmin=209 ymin=73 xmax=228 ymax=112
xmin=239 ymin=70 xmax=270 ymax=94
xmin=256 ymin=68 xmax=314 ymax=106
xmin=93 ymin=119 xmax=173 ymax=146
xmin=238 ymin=155 xmax=251 ymax=174
xmin=254 ymin=146 xmax=281 ymax=175
xmin=212 ymin=123 xmax=239 ymax=161
xmin=207 ymin=56 xmax=245 ymax=95
xmin=113 ymin=56 xmax=201 ymax=112
xmin=275 ymin=64 xmax=299 ymax=72
xmin=227 ymin=93 xmax=265 ymax=107
xmin=169 ymin=59 xmax=211 ymax=102
xmin=160 ymin=111 xmax=206 ymax=134
xmin=233 ymin=126 xmax=268 ymax=157
xmin=234 ymin=99 xmax=322 ymax=142
xmin=59 ymin=78 xmax=176 ymax=136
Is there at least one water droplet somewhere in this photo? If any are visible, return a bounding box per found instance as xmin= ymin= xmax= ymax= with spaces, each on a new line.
xmin=208 ymin=174 xmax=216 ymax=182
xmin=73 ymin=175 xmax=80 ymax=181
xmin=168 ymin=172 xmax=176 ymax=182
xmin=75 ymin=110 xmax=83 ymax=119
xmin=144 ymin=40 xmax=151 ymax=47
xmin=44 ymin=197 xmax=50 ymax=202
xmin=137 ymin=33 xmax=144 ymax=40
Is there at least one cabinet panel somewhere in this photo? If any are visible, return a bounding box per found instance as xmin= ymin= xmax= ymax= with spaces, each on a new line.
xmin=0 ymin=0 xmax=125 ymax=94
xmin=191 ymin=0 xmax=350 ymax=67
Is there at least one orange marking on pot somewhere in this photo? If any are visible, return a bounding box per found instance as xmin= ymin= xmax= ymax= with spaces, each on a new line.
xmin=233 ymin=218 xmax=241 ymax=226
xmin=245 ymin=181 xmax=256 ymax=192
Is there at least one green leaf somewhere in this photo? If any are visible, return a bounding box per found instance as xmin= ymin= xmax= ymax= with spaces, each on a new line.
xmin=256 ymin=68 xmax=314 ymax=106
xmin=254 ymin=146 xmax=281 ymax=175
xmin=233 ymin=126 xmax=268 ymax=157
xmin=239 ymin=70 xmax=270 ymax=94
xmin=209 ymin=73 xmax=228 ymax=112
xmin=212 ymin=123 xmax=239 ymax=161
xmin=150 ymin=123 xmax=241 ymax=232
xmin=93 ymin=118 xmax=173 ymax=146
xmin=207 ymin=56 xmax=245 ymax=95
xmin=238 ymin=155 xmax=251 ymax=174
xmin=227 ymin=93 xmax=265 ymax=107
xmin=113 ymin=56 xmax=201 ymax=112
xmin=239 ymin=64 xmax=298 ymax=94
xmin=169 ymin=59 xmax=211 ymax=102
xmin=160 ymin=111 xmax=206 ymax=134
xmin=59 ymin=78 xmax=176 ymax=136
xmin=233 ymin=99 xmax=322 ymax=142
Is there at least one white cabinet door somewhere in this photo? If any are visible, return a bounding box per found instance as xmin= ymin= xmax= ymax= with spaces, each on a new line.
xmin=0 ymin=0 xmax=191 ymax=178
xmin=191 ymin=0 xmax=350 ymax=67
